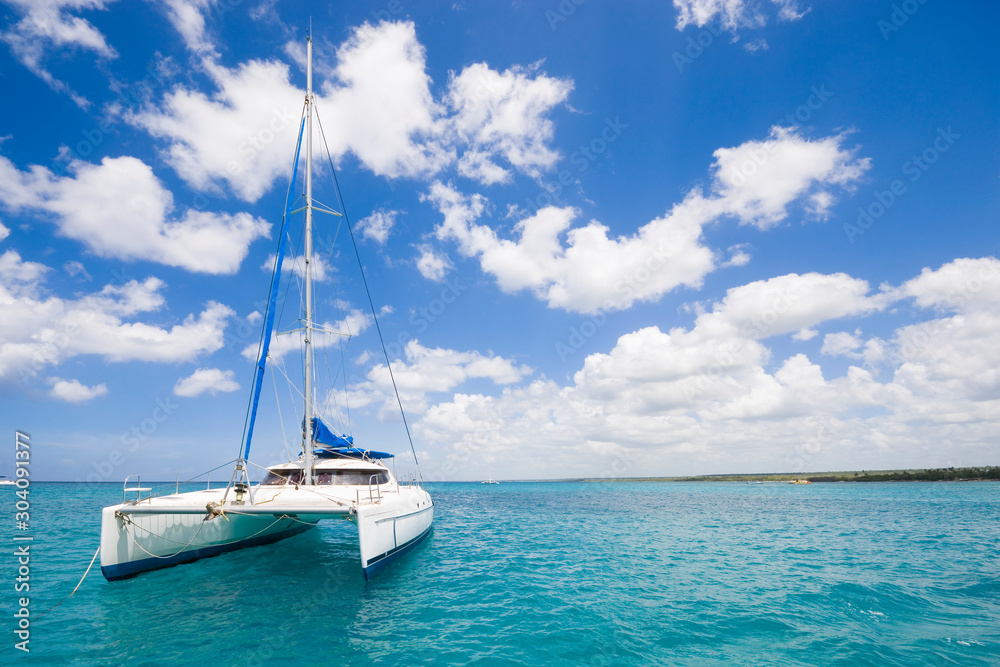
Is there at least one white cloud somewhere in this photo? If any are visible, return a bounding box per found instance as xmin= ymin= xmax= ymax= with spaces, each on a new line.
xmin=0 ymin=222 xmax=9 ymax=242
xmin=242 ymin=309 xmax=372 ymax=361
xmin=262 ymin=252 xmax=332 ymax=282
xmin=447 ymin=62 xmax=573 ymax=184
xmin=772 ymin=0 xmax=808 ymax=22
xmin=356 ymin=209 xmax=397 ymax=244
xmin=0 ymin=155 xmax=270 ymax=274
xmin=414 ymin=260 xmax=1000 ymax=479
xmin=821 ymin=330 xmax=862 ymax=357
xmin=48 ymin=377 xmax=108 ymax=403
xmin=699 ymin=271 xmax=886 ymax=338
xmin=721 ymin=244 xmax=751 ymax=267
xmin=0 ymin=259 xmax=233 ymax=384
xmin=424 ymin=127 xmax=869 ymax=314
xmin=131 ymin=58 xmax=303 ymax=202
xmin=0 ymin=249 xmax=50 ymax=291
xmin=131 ymin=21 xmax=572 ymax=200
xmin=318 ymin=21 xmax=451 ymax=180
xmin=64 ymin=259 xmax=92 ymax=281
xmin=349 ymin=339 xmax=533 ymax=415
xmin=709 ymin=126 xmax=870 ymax=228
xmin=0 ymin=0 xmax=118 ymax=108
xmin=673 ymin=0 xmax=808 ymax=31
xmin=174 ymin=367 xmax=240 ymax=397
xmin=897 ymin=257 xmax=1000 ymax=312
xmin=159 ymin=0 xmax=215 ymax=55
xmin=416 ymin=245 xmax=451 ymax=281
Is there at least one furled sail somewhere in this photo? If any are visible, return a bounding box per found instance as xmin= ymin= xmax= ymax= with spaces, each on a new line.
xmin=311 ymin=416 xmax=394 ymax=460
xmin=241 ymin=117 xmax=306 ymax=462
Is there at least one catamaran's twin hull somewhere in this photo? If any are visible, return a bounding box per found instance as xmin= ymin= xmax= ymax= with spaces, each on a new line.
xmin=100 ymin=487 xmax=433 ymax=581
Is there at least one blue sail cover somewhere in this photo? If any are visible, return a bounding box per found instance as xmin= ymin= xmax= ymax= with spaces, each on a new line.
xmin=311 ymin=417 xmax=394 ymax=459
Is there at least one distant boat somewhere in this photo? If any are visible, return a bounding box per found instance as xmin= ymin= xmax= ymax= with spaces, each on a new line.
xmin=99 ymin=33 xmax=432 ymax=582
xmin=482 ymin=462 xmax=500 ymax=484
xmin=789 ymin=479 xmax=812 ymax=484
xmin=0 ymin=476 xmax=15 ymax=487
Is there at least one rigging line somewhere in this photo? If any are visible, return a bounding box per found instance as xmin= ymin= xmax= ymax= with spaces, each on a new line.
xmin=271 ymin=356 xmax=292 ymax=462
xmin=314 ymin=104 xmax=423 ymax=481
xmin=237 ymin=103 xmax=307 ymax=463
xmin=273 ymin=347 xmax=302 ymax=448
xmin=273 ymin=355 xmax=309 ymax=405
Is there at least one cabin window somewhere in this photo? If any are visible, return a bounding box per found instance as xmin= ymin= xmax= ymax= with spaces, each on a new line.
xmin=260 ymin=470 xmax=301 ymax=485
xmin=316 ymin=470 xmax=389 ymax=485
xmin=260 ymin=469 xmax=386 ymax=485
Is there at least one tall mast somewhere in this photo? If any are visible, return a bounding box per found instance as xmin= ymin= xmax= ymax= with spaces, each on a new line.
xmin=302 ymin=33 xmax=314 ymax=485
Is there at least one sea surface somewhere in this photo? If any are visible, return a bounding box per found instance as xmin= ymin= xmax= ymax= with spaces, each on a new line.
xmin=3 ymin=481 xmax=998 ymax=666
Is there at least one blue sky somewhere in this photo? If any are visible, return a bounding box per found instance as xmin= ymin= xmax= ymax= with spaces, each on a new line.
xmin=1 ymin=0 xmax=997 ymax=482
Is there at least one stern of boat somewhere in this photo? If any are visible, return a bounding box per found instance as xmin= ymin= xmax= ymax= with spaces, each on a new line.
xmin=356 ymin=487 xmax=434 ymax=579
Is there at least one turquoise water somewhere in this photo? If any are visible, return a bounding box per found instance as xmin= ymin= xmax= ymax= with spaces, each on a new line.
xmin=4 ymin=481 xmax=998 ymax=665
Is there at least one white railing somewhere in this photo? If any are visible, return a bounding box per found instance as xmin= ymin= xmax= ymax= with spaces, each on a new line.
xmin=122 ymin=475 xmax=152 ymax=503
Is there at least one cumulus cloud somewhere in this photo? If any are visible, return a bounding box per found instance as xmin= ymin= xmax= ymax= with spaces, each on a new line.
xmin=708 ymin=126 xmax=870 ymax=228
xmin=130 ymin=20 xmax=573 ymax=200
xmin=356 ymin=209 xmax=397 ymax=244
xmin=348 ymin=340 xmax=533 ymax=415
xmin=159 ymin=0 xmax=216 ymax=55
xmin=416 ymin=245 xmax=451 ymax=281
xmin=0 ymin=257 xmax=233 ymax=385
xmin=673 ymin=0 xmax=808 ymax=31
xmin=897 ymin=257 xmax=1000 ymax=312
xmin=262 ymin=252 xmax=332 ymax=282
xmin=173 ymin=367 xmax=240 ymax=397
xmin=48 ymin=377 xmax=108 ymax=402
xmin=447 ymin=61 xmax=573 ymax=183
xmin=130 ymin=57 xmax=303 ymax=202
xmin=242 ymin=309 xmax=372 ymax=361
xmin=0 ymin=155 xmax=269 ymax=274
xmin=424 ymin=127 xmax=869 ymax=314
xmin=413 ymin=259 xmax=1000 ymax=479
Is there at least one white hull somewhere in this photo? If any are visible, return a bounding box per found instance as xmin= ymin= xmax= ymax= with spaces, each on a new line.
xmin=100 ymin=483 xmax=432 ymax=581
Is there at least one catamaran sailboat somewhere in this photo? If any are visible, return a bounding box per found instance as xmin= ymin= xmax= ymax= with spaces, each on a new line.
xmin=99 ymin=34 xmax=433 ymax=581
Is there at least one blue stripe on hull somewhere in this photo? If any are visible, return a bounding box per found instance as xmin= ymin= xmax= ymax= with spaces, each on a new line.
xmin=101 ymin=523 xmax=314 ymax=581
xmin=362 ymin=524 xmax=433 ymax=580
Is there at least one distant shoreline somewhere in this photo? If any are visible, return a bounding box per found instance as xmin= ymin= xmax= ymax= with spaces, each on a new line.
xmin=25 ymin=466 xmax=1000 ymax=484
xmin=568 ymin=466 xmax=1000 ymax=484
